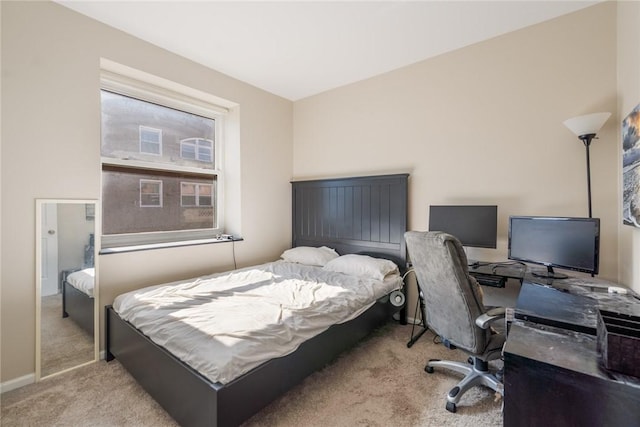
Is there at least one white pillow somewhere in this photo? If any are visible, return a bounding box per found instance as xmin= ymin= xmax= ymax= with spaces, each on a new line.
xmin=323 ymin=254 xmax=399 ymax=280
xmin=280 ymin=246 xmax=339 ymax=266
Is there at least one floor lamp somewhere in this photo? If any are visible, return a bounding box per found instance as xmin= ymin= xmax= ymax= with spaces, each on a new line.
xmin=563 ymin=112 xmax=611 ymax=218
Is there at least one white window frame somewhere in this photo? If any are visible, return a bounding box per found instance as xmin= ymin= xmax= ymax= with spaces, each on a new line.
xmin=180 ymin=138 xmax=213 ymax=162
xmin=181 ymin=181 xmax=213 ymax=207
xmin=139 ymin=126 xmax=162 ymax=156
xmin=140 ymin=179 xmax=163 ymax=207
xmin=100 ymin=65 xmax=229 ymax=251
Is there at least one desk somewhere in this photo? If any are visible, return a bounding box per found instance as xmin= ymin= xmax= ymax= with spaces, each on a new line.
xmin=469 ymin=262 xmax=526 ymax=280
xmin=514 ymin=277 xmax=640 ymax=334
xmin=504 ymin=280 xmax=640 ymax=426
xmin=468 ymin=262 xmax=526 ymax=287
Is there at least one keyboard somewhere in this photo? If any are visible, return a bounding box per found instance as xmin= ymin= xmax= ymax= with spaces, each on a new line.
xmin=470 ymin=272 xmax=506 ymax=288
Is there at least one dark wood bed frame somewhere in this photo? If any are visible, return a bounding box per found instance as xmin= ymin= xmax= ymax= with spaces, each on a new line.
xmin=62 ymin=234 xmax=96 ymax=336
xmin=105 ymin=173 xmax=409 ymax=427
xmin=62 ymin=280 xmax=94 ymax=336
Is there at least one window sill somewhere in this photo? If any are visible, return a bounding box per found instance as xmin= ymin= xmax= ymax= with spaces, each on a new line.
xmin=100 ymin=236 xmax=242 ymax=255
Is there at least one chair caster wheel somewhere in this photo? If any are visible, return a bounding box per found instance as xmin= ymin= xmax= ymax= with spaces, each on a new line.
xmin=446 ymin=402 xmax=457 ymax=413
xmin=425 ymin=365 xmax=434 ymax=374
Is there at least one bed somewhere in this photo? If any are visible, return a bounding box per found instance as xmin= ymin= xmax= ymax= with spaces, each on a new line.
xmin=63 ymin=267 xmax=95 ymax=335
xmin=105 ymin=173 xmax=409 ymax=427
xmin=62 ymin=234 xmax=95 ymax=336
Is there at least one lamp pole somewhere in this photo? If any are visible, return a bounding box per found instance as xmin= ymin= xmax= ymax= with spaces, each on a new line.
xmin=579 ymin=133 xmax=596 ymax=218
xmin=563 ymin=112 xmax=610 ymax=220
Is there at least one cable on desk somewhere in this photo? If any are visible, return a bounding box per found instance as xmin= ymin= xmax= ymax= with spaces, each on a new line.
xmin=491 ymin=261 xmax=527 ymax=267
xmin=491 ymin=261 xmax=527 ymax=274
xmin=469 ymin=261 xmax=494 ymax=268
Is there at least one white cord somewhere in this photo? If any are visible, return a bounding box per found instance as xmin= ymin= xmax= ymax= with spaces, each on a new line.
xmin=401 ymin=268 xmax=415 ymax=281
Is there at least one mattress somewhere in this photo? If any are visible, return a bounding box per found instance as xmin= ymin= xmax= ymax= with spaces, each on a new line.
xmin=66 ymin=268 xmax=95 ymax=297
xmin=113 ymin=260 xmax=402 ymax=384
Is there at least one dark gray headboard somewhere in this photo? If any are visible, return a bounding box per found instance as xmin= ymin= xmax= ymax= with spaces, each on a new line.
xmin=291 ymin=174 xmax=408 ymax=270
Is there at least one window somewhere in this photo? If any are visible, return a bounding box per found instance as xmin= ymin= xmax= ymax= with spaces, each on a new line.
xmin=181 ymin=182 xmax=213 ymax=207
xmin=198 ymin=183 xmax=213 ymax=206
xmin=100 ymin=73 xmax=226 ymax=250
xmin=180 ymin=138 xmax=213 ymax=162
xmin=139 ymin=126 xmax=162 ymax=155
xmin=140 ymin=179 xmax=162 ymax=207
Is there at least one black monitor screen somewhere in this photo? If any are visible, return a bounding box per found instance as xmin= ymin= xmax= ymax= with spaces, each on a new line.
xmin=428 ymin=205 xmax=497 ymax=248
xmin=508 ymin=216 xmax=600 ymax=278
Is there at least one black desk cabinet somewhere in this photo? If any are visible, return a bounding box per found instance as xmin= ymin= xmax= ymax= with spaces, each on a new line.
xmin=504 ymin=322 xmax=640 ymax=427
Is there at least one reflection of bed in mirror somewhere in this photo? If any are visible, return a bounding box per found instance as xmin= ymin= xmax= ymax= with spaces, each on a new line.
xmin=37 ymin=200 xmax=98 ymax=380
xmin=63 ymin=277 xmax=94 ymax=336
xmin=62 ymin=233 xmax=95 ymax=335
xmin=62 ymin=275 xmax=93 ymax=335
xmin=106 ymin=174 xmax=408 ymax=427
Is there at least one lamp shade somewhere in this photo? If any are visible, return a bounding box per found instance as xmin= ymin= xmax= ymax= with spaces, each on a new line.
xmin=563 ymin=112 xmax=611 ymax=137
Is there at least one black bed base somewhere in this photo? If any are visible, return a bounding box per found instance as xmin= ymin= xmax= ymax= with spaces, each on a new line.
xmin=63 ymin=281 xmax=94 ymax=336
xmin=106 ymin=298 xmax=399 ymax=427
xmin=106 ymin=173 xmax=409 ymax=427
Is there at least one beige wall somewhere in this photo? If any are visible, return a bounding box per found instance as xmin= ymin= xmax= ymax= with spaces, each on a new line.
xmin=617 ymin=1 xmax=640 ymax=293
xmin=1 ymin=1 xmax=293 ymax=383
xmin=0 ymin=0 xmax=628 ymax=387
xmin=57 ymin=203 xmax=95 ymax=272
xmin=293 ymin=3 xmax=618 ymax=306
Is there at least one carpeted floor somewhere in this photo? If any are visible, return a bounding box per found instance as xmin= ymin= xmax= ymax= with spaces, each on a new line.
xmin=40 ymin=294 xmax=94 ymax=377
xmin=1 ymin=323 xmax=502 ymax=426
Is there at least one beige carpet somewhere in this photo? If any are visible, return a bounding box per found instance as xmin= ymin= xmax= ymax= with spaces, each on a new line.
xmin=1 ymin=323 xmax=502 ymax=426
xmin=40 ymin=294 xmax=94 ymax=377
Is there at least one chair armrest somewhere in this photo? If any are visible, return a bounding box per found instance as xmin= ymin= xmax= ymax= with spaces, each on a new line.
xmin=475 ymin=307 xmax=506 ymax=329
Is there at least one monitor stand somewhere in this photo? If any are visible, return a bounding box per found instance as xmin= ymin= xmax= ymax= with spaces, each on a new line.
xmin=532 ymin=265 xmax=568 ymax=280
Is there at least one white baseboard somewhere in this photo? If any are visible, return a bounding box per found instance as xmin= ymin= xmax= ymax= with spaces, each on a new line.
xmin=393 ymin=312 xmax=423 ymax=326
xmin=0 ymin=373 xmax=35 ymax=394
xmin=406 ymin=316 xmax=424 ymax=326
xmin=1 ymin=353 xmax=107 ymax=394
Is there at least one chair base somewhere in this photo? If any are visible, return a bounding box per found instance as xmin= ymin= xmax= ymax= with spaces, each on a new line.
xmin=426 ymin=357 xmax=503 ymax=413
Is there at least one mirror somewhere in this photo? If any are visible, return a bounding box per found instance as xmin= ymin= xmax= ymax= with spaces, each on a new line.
xmin=36 ymin=199 xmax=99 ymax=380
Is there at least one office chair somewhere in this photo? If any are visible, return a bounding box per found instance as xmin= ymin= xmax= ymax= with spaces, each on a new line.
xmin=404 ymin=231 xmax=506 ymax=413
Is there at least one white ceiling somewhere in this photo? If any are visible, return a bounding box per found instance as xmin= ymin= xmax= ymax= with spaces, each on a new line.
xmin=56 ymin=1 xmax=599 ymax=101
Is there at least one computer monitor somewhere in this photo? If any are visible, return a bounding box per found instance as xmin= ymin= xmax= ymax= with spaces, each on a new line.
xmin=508 ymin=216 xmax=600 ymax=279
xmin=428 ymin=205 xmax=498 ymax=249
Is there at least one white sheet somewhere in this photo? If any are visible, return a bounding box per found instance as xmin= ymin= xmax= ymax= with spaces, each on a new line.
xmin=66 ymin=268 xmax=95 ymax=297
xmin=113 ymin=260 xmax=402 ymax=384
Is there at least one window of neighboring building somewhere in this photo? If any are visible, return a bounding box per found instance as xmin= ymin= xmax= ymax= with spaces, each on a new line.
xmin=139 ymin=126 xmax=162 ymax=155
xmin=198 ymin=183 xmax=213 ymax=206
xmin=100 ymin=71 xmax=227 ymax=250
xmin=180 ymin=138 xmax=213 ymax=163
xmin=140 ymin=179 xmax=162 ymax=207
xmin=181 ymin=182 xmax=213 ymax=207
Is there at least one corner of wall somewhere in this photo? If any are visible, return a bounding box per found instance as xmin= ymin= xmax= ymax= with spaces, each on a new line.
xmin=617 ymin=0 xmax=640 ymax=292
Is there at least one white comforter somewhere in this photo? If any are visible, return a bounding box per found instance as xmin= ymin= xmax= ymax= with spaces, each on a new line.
xmin=113 ymin=261 xmax=402 ymax=384
xmin=66 ymin=268 xmax=95 ymax=297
